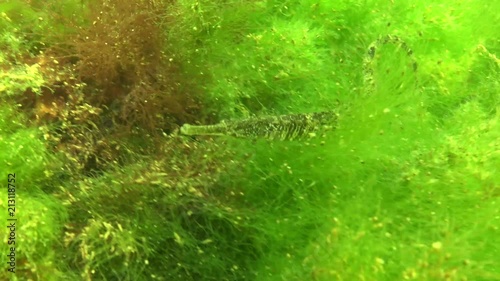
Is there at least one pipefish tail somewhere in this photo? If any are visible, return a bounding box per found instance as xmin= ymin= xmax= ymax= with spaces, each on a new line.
xmin=180 ymin=111 xmax=339 ymax=141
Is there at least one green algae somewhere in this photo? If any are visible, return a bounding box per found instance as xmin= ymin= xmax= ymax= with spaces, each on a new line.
xmin=0 ymin=0 xmax=498 ymax=280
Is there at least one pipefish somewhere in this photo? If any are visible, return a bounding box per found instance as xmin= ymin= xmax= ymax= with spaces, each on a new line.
xmin=180 ymin=111 xmax=338 ymax=141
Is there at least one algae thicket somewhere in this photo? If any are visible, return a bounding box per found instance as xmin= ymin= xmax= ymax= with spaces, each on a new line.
xmin=0 ymin=0 xmax=499 ymax=280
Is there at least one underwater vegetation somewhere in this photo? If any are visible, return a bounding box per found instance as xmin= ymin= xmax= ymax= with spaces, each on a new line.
xmin=0 ymin=0 xmax=499 ymax=280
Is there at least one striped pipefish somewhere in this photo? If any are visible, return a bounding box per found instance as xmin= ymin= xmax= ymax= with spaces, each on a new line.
xmin=180 ymin=111 xmax=338 ymax=141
